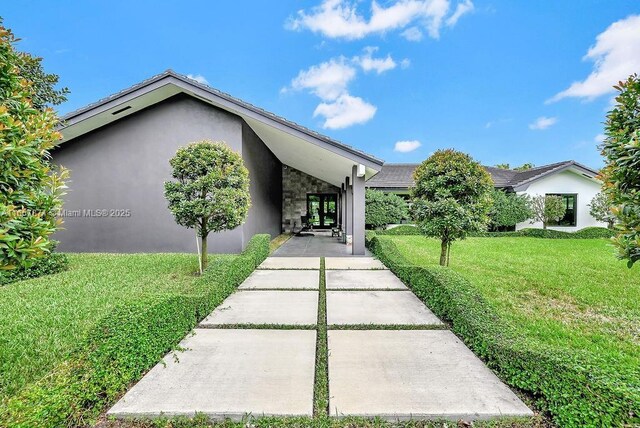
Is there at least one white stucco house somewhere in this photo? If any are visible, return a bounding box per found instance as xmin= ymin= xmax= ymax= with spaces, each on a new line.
xmin=365 ymin=160 xmax=607 ymax=231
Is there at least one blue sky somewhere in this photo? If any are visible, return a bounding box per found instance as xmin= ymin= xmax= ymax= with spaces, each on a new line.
xmin=4 ymin=1 xmax=639 ymax=168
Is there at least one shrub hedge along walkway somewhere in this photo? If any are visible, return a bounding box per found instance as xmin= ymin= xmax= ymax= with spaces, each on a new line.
xmin=365 ymin=231 xmax=640 ymax=427
xmin=106 ymin=256 xmax=531 ymax=422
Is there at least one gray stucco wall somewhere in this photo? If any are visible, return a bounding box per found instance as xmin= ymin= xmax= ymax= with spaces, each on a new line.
xmin=53 ymin=94 xmax=281 ymax=253
xmin=240 ymin=121 xmax=282 ymax=243
xmin=282 ymin=166 xmax=340 ymax=232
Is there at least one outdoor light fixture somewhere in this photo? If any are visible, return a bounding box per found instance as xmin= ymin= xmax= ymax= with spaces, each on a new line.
xmin=357 ymin=163 xmax=366 ymax=177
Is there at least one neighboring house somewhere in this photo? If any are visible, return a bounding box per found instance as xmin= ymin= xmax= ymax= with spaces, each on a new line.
xmin=53 ymin=71 xmax=383 ymax=255
xmin=366 ymin=161 xmax=607 ymax=231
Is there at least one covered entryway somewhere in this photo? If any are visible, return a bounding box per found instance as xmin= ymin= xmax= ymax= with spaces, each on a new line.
xmin=307 ymin=194 xmax=338 ymax=229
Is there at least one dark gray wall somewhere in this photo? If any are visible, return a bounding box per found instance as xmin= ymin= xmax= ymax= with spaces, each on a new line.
xmin=240 ymin=121 xmax=282 ymax=243
xmin=53 ymin=94 xmax=281 ymax=253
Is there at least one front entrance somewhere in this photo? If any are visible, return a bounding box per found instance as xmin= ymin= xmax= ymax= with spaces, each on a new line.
xmin=307 ymin=193 xmax=338 ymax=229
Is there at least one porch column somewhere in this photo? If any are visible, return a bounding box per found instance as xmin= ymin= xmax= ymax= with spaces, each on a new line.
xmin=345 ymin=176 xmax=353 ymax=242
xmin=351 ymin=165 xmax=366 ymax=255
xmin=340 ymin=184 xmax=346 ymax=243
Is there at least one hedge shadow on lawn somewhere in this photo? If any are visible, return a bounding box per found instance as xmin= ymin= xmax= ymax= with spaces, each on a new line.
xmin=0 ymin=234 xmax=270 ymax=428
xmin=365 ymin=232 xmax=639 ymax=428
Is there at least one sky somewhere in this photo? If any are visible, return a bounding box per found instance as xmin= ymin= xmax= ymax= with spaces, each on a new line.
xmin=3 ymin=1 xmax=640 ymax=169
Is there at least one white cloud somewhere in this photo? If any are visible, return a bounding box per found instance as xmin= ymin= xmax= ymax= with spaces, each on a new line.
xmin=594 ymin=133 xmax=606 ymax=143
xmin=354 ymin=46 xmax=397 ymax=74
xmin=529 ymin=116 xmax=558 ymax=130
xmin=401 ymin=26 xmax=423 ymax=41
xmin=291 ymin=57 xmax=357 ymax=100
xmin=445 ymin=0 xmax=473 ymax=26
xmin=186 ymin=74 xmax=209 ymax=85
xmin=400 ymin=58 xmax=411 ymax=69
xmin=549 ymin=15 xmax=640 ymax=102
xmin=287 ymin=0 xmax=473 ymax=40
xmin=314 ymin=94 xmax=377 ymax=129
xmin=394 ymin=140 xmax=422 ymax=152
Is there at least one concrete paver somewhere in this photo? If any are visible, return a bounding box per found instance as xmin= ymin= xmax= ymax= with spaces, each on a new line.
xmin=328 ymin=330 xmax=533 ymax=420
xmin=108 ymin=329 xmax=316 ymax=420
xmin=239 ymin=270 xmax=320 ymax=289
xmin=200 ymin=291 xmax=318 ymax=326
xmin=327 ymin=290 xmax=442 ymax=325
xmin=325 ymin=257 xmax=387 ymax=270
xmin=326 ymin=270 xmax=407 ymax=290
xmin=258 ymin=257 xmax=320 ymax=270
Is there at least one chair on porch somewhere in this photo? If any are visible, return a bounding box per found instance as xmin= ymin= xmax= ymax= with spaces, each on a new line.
xmin=331 ymin=224 xmax=342 ymax=237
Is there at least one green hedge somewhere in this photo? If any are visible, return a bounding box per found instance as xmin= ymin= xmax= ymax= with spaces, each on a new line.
xmin=0 ymin=252 xmax=69 ymax=286
xmin=0 ymin=234 xmax=270 ymax=428
xmin=378 ymin=225 xmax=616 ymax=239
xmin=471 ymin=227 xmax=615 ymax=239
xmin=367 ymin=233 xmax=639 ymax=427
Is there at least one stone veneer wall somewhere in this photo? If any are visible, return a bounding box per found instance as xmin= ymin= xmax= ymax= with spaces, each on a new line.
xmin=282 ymin=165 xmax=340 ymax=232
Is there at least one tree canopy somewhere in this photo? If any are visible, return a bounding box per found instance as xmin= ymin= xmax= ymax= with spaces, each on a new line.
xmin=365 ymin=189 xmax=408 ymax=229
xmin=530 ymin=195 xmax=566 ymax=229
xmin=589 ymin=192 xmax=616 ymax=229
xmin=411 ymin=149 xmax=493 ymax=266
xmin=164 ymin=141 xmax=250 ymax=271
xmin=488 ymin=189 xmax=532 ymax=230
xmin=600 ymin=74 xmax=640 ymax=267
xmin=0 ymin=22 xmax=68 ymax=270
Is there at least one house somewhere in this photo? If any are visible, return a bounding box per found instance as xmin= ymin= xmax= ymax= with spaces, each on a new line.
xmin=53 ymin=71 xmax=383 ymax=255
xmin=366 ymin=161 xmax=606 ymax=231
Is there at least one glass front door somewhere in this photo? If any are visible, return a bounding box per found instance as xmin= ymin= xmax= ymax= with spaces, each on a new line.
xmin=307 ymin=193 xmax=338 ymax=229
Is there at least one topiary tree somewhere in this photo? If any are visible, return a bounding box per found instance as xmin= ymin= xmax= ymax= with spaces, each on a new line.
xmin=0 ymin=22 xmax=69 ymax=271
xmin=365 ymin=189 xmax=408 ymax=229
xmin=600 ymin=74 xmax=640 ymax=267
xmin=164 ymin=141 xmax=250 ymax=272
xmin=488 ymin=189 xmax=532 ymax=230
xmin=530 ymin=195 xmax=566 ymax=229
xmin=411 ymin=149 xmax=493 ymax=266
xmin=589 ymin=192 xmax=616 ymax=229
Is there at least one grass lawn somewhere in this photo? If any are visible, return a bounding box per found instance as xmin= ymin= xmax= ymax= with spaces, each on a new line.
xmin=0 ymin=253 xmax=230 ymax=400
xmin=386 ymin=236 xmax=640 ymax=381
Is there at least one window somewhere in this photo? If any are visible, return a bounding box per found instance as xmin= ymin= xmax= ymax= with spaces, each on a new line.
xmin=547 ymin=194 xmax=577 ymax=227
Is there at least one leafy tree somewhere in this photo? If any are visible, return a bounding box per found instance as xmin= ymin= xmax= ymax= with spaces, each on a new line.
xmin=164 ymin=141 xmax=250 ymax=271
xmin=0 ymin=22 xmax=69 ymax=270
xmin=488 ymin=189 xmax=532 ymax=230
xmin=530 ymin=195 xmax=566 ymax=229
xmin=411 ymin=149 xmax=493 ymax=266
xmin=365 ymin=189 xmax=408 ymax=229
xmin=494 ymin=163 xmax=535 ymax=171
xmin=17 ymin=53 xmax=69 ymax=110
xmin=589 ymin=192 xmax=616 ymax=229
xmin=600 ymin=74 xmax=640 ymax=267
xmin=514 ymin=163 xmax=535 ymax=171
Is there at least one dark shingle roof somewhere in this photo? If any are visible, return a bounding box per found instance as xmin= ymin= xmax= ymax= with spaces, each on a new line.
xmin=366 ymin=161 xmax=599 ymax=190
xmin=60 ymin=70 xmax=383 ymax=166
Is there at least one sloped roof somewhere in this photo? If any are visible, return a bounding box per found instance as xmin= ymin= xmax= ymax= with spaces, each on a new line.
xmin=366 ymin=161 xmax=600 ymax=190
xmin=60 ymin=70 xmax=383 ymax=167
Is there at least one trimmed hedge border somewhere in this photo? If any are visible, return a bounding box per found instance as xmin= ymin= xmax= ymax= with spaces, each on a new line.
xmin=0 ymin=234 xmax=270 ymax=428
xmin=365 ymin=232 xmax=639 ymax=427
xmin=377 ymin=225 xmax=616 ymax=239
xmin=0 ymin=252 xmax=69 ymax=286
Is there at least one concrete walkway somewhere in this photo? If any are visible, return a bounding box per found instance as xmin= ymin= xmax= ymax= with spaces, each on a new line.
xmin=108 ymin=257 xmax=532 ymax=422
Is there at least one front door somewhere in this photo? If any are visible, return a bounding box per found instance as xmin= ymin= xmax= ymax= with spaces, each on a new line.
xmin=307 ymin=193 xmax=338 ymax=229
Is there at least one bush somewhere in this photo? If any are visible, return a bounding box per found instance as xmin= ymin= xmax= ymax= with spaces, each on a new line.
xmin=366 ymin=232 xmax=639 ymax=427
xmin=377 ymin=225 xmax=421 ymax=235
xmin=0 ymin=234 xmax=270 ymax=428
xmin=0 ymin=252 xmax=68 ymax=286
xmin=365 ymin=189 xmax=408 ymax=228
xmin=488 ymin=189 xmax=532 ymax=230
xmin=470 ymin=227 xmax=615 ymax=239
